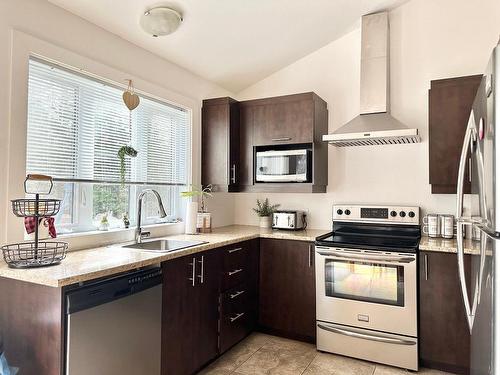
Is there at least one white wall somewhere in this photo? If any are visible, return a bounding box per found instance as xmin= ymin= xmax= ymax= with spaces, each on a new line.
xmin=0 ymin=0 xmax=235 ymax=246
xmin=231 ymin=0 xmax=500 ymax=230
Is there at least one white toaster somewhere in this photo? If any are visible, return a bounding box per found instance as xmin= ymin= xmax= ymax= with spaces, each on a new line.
xmin=272 ymin=210 xmax=307 ymax=230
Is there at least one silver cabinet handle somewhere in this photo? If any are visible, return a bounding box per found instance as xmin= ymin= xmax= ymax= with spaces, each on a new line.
xmin=271 ymin=137 xmax=292 ymax=142
xmin=308 ymin=244 xmax=313 ymax=268
xmin=230 ymin=290 xmax=245 ymax=299
xmin=317 ymin=323 xmax=416 ymax=346
xmin=424 ymin=254 xmax=429 ymax=281
xmin=197 ymin=255 xmax=204 ymax=284
xmin=228 ymin=247 xmax=242 ymax=254
xmin=228 ymin=268 xmax=243 ymax=276
xmin=231 ymin=164 xmax=236 ymax=184
xmin=456 ymin=112 xmax=476 ymax=333
xmin=230 ymin=312 xmax=245 ymax=323
xmin=188 ymin=257 xmax=196 ymax=287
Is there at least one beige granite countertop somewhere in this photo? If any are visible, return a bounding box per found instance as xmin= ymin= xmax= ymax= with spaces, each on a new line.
xmin=0 ymin=225 xmax=327 ymax=288
xmin=419 ymin=236 xmax=480 ymax=255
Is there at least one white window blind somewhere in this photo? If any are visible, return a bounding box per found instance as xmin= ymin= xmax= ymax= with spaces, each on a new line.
xmin=26 ymin=57 xmax=190 ymax=186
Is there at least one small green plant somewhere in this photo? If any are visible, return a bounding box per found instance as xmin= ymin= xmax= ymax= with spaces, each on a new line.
xmin=118 ymin=145 xmax=138 ymax=185
xmin=253 ymin=198 xmax=280 ymax=217
xmin=181 ymin=185 xmax=213 ymax=213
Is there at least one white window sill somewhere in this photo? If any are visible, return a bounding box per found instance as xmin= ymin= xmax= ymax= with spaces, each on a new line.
xmin=59 ymin=222 xmax=179 ymax=239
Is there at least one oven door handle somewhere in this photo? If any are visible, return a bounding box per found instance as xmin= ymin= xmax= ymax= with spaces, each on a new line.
xmin=317 ymin=323 xmax=416 ymax=346
xmin=315 ymin=249 xmax=415 ymax=264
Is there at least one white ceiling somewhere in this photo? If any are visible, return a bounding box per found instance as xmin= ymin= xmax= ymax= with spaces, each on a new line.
xmin=48 ymin=0 xmax=409 ymax=93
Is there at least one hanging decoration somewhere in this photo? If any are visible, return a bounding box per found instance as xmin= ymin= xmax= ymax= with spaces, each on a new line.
xmin=122 ymin=79 xmax=140 ymax=110
xmin=118 ymin=79 xmax=139 ymax=185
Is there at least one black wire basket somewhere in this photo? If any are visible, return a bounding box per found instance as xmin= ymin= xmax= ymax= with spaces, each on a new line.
xmin=2 ymin=175 xmax=68 ymax=268
xmin=1 ymin=241 xmax=68 ymax=268
xmin=11 ymin=198 xmax=61 ymax=217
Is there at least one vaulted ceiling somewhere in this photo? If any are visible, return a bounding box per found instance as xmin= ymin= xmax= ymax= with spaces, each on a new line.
xmin=48 ymin=0 xmax=409 ymax=92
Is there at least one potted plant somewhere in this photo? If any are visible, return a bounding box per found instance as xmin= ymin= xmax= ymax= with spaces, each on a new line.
xmin=99 ymin=213 xmax=109 ymax=231
xmin=253 ymin=198 xmax=280 ymax=228
xmin=181 ymin=185 xmax=213 ymax=234
xmin=117 ymin=145 xmax=138 ymax=185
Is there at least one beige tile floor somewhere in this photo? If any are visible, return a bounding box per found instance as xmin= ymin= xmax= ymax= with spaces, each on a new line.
xmin=199 ymin=333 xmax=454 ymax=375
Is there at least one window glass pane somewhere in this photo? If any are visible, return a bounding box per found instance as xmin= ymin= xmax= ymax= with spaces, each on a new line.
xmin=92 ymin=185 xmax=130 ymax=229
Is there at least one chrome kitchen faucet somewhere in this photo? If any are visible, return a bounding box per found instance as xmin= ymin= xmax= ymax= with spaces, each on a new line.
xmin=135 ymin=189 xmax=167 ymax=243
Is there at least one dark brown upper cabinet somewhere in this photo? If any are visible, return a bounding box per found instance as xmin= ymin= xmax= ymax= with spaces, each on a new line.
xmin=202 ymin=97 xmax=240 ymax=192
xmin=248 ymin=93 xmax=315 ymax=146
xmin=202 ymin=92 xmax=328 ymax=193
xmin=429 ymin=75 xmax=482 ymax=194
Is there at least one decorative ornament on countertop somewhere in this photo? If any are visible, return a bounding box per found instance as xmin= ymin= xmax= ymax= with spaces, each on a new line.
xmin=253 ymin=198 xmax=280 ymax=228
xmin=1 ymin=175 xmax=68 ymax=268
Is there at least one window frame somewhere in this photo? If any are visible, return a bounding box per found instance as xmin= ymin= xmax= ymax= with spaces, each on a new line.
xmin=26 ymin=57 xmax=193 ymax=235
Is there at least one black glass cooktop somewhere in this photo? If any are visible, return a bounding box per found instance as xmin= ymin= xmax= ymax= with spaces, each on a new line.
xmin=315 ymin=222 xmax=421 ymax=253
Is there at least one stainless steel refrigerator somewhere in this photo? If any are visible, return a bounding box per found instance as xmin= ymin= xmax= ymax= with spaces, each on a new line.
xmin=456 ymin=42 xmax=499 ymax=375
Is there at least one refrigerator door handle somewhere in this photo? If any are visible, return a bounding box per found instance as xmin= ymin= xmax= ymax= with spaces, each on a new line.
xmin=456 ymin=112 xmax=476 ymax=333
xmin=456 ymin=111 xmax=475 ymax=219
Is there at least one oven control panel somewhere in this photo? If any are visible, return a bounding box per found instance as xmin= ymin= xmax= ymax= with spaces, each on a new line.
xmin=332 ymin=205 xmax=420 ymax=225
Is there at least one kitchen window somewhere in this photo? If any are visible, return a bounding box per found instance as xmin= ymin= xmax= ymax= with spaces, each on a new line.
xmin=26 ymin=57 xmax=191 ymax=234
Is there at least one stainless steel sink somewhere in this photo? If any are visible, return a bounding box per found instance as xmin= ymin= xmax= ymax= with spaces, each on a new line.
xmin=122 ymin=239 xmax=207 ymax=252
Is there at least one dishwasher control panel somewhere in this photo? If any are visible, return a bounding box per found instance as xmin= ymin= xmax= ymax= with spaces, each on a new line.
xmin=65 ymin=266 xmax=162 ymax=315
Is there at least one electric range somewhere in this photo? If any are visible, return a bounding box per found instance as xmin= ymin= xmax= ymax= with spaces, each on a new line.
xmin=315 ymin=204 xmax=421 ymax=371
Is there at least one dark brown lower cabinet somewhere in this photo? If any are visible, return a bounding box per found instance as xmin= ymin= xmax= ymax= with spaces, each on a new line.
xmin=0 ymin=277 xmax=63 ymax=375
xmin=162 ymin=250 xmax=220 ymax=375
xmin=419 ymin=251 xmax=471 ymax=375
xmin=258 ymin=238 xmax=316 ymax=342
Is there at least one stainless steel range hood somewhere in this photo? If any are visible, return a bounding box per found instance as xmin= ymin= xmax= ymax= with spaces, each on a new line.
xmin=323 ymin=12 xmax=420 ymax=147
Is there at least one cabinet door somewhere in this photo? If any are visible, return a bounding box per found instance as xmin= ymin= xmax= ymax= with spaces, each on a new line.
xmin=419 ymin=251 xmax=471 ymax=374
xmin=253 ymin=99 xmax=314 ymax=146
xmin=258 ymin=239 xmax=316 ymax=341
xmin=239 ymin=104 xmax=254 ymax=186
xmin=429 ymin=75 xmax=482 ymax=194
xmin=162 ymin=255 xmax=200 ymax=375
xmin=162 ymin=251 xmax=220 ymax=375
xmin=196 ymin=250 xmax=220 ymax=368
xmin=201 ymin=98 xmax=240 ymax=192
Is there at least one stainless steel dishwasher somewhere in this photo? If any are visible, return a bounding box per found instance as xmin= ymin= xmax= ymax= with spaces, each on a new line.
xmin=64 ymin=266 xmax=162 ymax=375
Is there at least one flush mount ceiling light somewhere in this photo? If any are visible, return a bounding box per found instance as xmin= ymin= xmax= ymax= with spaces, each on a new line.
xmin=140 ymin=7 xmax=183 ymax=37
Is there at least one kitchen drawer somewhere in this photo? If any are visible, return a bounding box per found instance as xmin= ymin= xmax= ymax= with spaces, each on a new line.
xmin=219 ymin=297 xmax=254 ymax=353
xmin=221 ymin=283 xmax=252 ymax=315
xmin=221 ymin=264 xmax=248 ymax=291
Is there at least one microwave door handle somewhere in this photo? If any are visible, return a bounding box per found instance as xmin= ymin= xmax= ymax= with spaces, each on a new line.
xmin=316 ymin=250 xmax=415 ymax=264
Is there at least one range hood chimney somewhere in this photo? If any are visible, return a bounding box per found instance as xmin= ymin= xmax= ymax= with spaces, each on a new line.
xmin=323 ymin=12 xmax=420 ymax=146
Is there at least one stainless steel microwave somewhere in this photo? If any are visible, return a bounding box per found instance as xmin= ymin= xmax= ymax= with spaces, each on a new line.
xmin=255 ymin=149 xmax=311 ymax=183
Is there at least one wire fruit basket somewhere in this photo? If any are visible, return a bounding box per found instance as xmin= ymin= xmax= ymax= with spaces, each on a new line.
xmin=1 ymin=175 xmax=68 ymax=269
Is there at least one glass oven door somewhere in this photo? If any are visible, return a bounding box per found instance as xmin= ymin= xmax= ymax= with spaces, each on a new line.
xmin=315 ymin=246 xmax=418 ymax=337
xmin=325 ymin=258 xmax=405 ymax=307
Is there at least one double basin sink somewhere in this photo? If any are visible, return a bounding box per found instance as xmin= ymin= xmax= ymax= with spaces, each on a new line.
xmin=122 ymin=239 xmax=208 ymax=253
